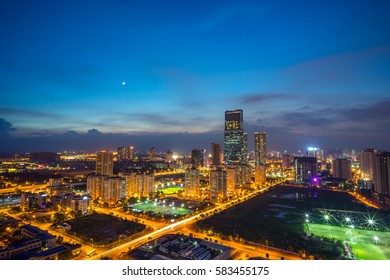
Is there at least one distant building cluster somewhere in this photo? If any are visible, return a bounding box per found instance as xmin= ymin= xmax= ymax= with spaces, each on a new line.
xmin=46 ymin=108 xmax=390 ymax=209
xmin=86 ymin=151 xmax=155 ymax=204
xmin=182 ymin=109 xmax=267 ymax=199
xmin=21 ymin=191 xmax=92 ymax=214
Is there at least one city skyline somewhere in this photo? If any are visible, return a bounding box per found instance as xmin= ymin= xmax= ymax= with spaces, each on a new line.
xmin=1 ymin=0 xmax=390 ymax=153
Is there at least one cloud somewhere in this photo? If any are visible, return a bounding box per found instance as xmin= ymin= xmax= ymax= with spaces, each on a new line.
xmin=278 ymin=112 xmax=332 ymax=127
xmin=282 ymin=45 xmax=390 ymax=97
xmin=339 ymin=99 xmax=390 ymax=122
xmin=240 ymin=93 xmax=294 ymax=104
xmin=0 ymin=118 xmax=16 ymax=136
xmin=87 ymin=129 xmax=103 ymax=135
xmin=63 ymin=130 xmax=78 ymax=136
xmin=0 ymin=108 xmax=60 ymax=119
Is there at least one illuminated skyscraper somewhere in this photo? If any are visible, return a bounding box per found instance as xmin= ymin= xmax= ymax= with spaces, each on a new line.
xmin=96 ymin=151 xmax=113 ymax=176
xmin=254 ymin=132 xmax=266 ymax=186
xmin=224 ymin=109 xmax=245 ymax=164
xmin=255 ymin=132 xmax=266 ymax=166
xmin=243 ymin=132 xmax=248 ymax=163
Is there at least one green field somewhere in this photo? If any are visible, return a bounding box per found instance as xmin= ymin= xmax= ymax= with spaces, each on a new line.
xmin=131 ymin=201 xmax=191 ymax=216
xmin=309 ymin=223 xmax=390 ymax=260
xmin=159 ymin=187 xmax=183 ymax=195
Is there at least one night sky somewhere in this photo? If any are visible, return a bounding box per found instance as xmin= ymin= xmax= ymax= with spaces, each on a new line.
xmin=1 ymin=0 xmax=390 ymax=153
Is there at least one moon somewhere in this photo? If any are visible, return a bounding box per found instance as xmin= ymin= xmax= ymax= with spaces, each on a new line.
xmin=121 ymin=81 xmax=126 ymax=86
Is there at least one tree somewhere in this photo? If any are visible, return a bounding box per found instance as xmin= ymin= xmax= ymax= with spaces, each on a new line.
xmin=57 ymin=235 xmax=64 ymax=244
xmin=53 ymin=212 xmax=66 ymax=223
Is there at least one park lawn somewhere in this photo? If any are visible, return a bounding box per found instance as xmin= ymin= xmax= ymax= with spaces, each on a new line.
xmin=309 ymin=223 xmax=390 ymax=260
xmin=349 ymin=243 xmax=386 ymax=260
xmin=132 ymin=202 xmax=191 ymax=216
xmin=160 ymin=187 xmax=183 ymax=195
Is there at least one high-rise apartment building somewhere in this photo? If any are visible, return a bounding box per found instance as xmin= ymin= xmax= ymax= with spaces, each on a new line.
xmin=255 ymin=132 xmax=266 ymax=166
xmin=332 ymin=158 xmax=352 ymax=180
xmin=210 ymin=168 xmax=227 ymax=198
xmin=96 ymin=151 xmax=114 ymax=176
xmin=117 ymin=146 xmax=134 ymax=161
xmin=185 ymin=167 xmax=200 ymax=196
xmin=103 ymin=177 xmax=127 ymax=205
xmin=254 ymin=132 xmax=266 ymax=186
xmin=135 ymin=174 xmax=155 ymax=197
xmin=360 ymin=149 xmax=375 ymax=180
xmin=21 ymin=192 xmax=35 ymax=212
xmin=232 ymin=164 xmax=252 ymax=187
xmin=166 ymin=149 xmax=173 ymax=162
xmin=243 ymin=132 xmax=248 ymax=163
xmin=373 ymin=153 xmax=390 ymax=195
xmin=254 ymin=165 xmax=266 ymax=187
xmin=224 ymin=109 xmax=245 ymax=164
xmin=148 ymin=147 xmax=157 ymax=161
xmin=87 ymin=175 xmax=126 ymax=205
xmin=282 ymin=153 xmax=291 ymax=169
xmin=191 ymin=149 xmax=203 ymax=168
xmin=294 ymin=156 xmax=318 ymax=184
xmin=87 ymin=175 xmax=106 ymax=198
xmin=211 ymin=143 xmax=222 ymax=165
xmin=37 ymin=192 xmax=48 ymax=210
xmin=226 ymin=167 xmax=236 ymax=194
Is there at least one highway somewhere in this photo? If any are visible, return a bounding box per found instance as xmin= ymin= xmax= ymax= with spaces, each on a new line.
xmin=0 ymin=183 xmax=48 ymax=195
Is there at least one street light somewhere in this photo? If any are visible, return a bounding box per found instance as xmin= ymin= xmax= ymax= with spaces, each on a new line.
xmin=324 ymin=214 xmax=329 ymax=221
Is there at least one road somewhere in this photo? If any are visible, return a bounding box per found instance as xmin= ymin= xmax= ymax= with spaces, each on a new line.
xmin=0 ymin=183 xmax=48 ymax=195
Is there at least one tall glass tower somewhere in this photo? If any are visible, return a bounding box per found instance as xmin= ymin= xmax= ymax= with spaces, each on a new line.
xmin=224 ymin=109 xmax=245 ymax=164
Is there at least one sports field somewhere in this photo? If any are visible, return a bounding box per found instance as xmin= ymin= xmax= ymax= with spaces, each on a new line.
xmin=309 ymin=223 xmax=390 ymax=260
xmin=131 ymin=201 xmax=192 ymax=216
xmin=159 ymin=187 xmax=183 ymax=195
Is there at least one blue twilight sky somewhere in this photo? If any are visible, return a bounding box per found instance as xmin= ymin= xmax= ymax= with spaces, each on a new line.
xmin=1 ymin=0 xmax=390 ymax=153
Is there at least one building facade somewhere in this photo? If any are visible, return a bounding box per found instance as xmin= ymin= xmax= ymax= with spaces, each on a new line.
xmin=96 ymin=151 xmax=114 ymax=176
xmin=210 ymin=168 xmax=227 ymax=198
xmin=224 ymin=109 xmax=245 ymax=164
xmin=294 ymin=156 xmax=318 ymax=184
xmin=185 ymin=167 xmax=200 ymax=196
xmin=332 ymin=158 xmax=352 ymax=180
